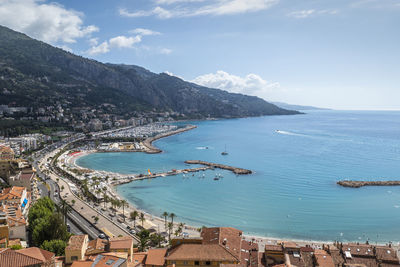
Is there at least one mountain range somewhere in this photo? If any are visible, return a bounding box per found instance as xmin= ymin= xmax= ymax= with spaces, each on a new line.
xmin=0 ymin=25 xmax=299 ymax=119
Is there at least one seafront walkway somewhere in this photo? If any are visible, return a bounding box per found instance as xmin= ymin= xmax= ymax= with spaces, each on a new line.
xmin=40 ymin=146 xmax=136 ymax=241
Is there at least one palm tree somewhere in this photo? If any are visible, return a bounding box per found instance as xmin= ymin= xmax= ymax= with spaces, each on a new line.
xmin=169 ymin=213 xmax=176 ymax=232
xmin=130 ymin=211 xmax=138 ymax=228
xmin=162 ymin=211 xmax=168 ymax=230
xmin=58 ymin=199 xmax=71 ymax=224
xmin=140 ymin=212 xmax=145 ymax=227
xmin=120 ymin=200 xmax=128 ymax=221
xmin=167 ymin=222 xmax=173 ymax=241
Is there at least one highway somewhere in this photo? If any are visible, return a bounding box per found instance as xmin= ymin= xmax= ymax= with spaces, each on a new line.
xmin=31 ymin=132 xmax=136 ymax=241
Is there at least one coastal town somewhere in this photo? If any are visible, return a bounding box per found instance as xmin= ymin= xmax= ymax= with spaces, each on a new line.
xmin=0 ymin=123 xmax=400 ymax=267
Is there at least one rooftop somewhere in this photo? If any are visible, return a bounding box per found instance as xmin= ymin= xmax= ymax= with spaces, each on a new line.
xmin=109 ymin=236 xmax=134 ymax=250
xmin=66 ymin=235 xmax=88 ymax=251
xmin=166 ymin=244 xmax=239 ymax=262
xmin=145 ymin=248 xmax=167 ymax=266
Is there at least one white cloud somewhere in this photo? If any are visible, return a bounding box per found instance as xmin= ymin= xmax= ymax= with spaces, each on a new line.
xmin=0 ymin=0 xmax=98 ymax=44
xmin=87 ymin=35 xmax=143 ymax=55
xmin=130 ymin=28 xmax=161 ymax=36
xmin=160 ymin=48 xmax=172 ymax=54
xmin=288 ymin=9 xmax=338 ymax=18
xmin=87 ymin=41 xmax=110 ymax=55
xmin=192 ymin=70 xmax=280 ymax=95
xmin=109 ymin=35 xmax=142 ymax=48
xmin=120 ymin=0 xmax=279 ymax=19
xmin=119 ymin=7 xmax=175 ymax=19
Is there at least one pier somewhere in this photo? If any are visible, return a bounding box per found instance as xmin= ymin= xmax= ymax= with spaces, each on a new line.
xmin=143 ymin=125 xmax=197 ymax=153
xmin=184 ymin=160 xmax=252 ymax=175
xmin=337 ymin=180 xmax=400 ymax=188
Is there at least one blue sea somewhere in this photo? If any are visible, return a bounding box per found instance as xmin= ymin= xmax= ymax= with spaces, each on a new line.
xmin=76 ymin=110 xmax=400 ymax=242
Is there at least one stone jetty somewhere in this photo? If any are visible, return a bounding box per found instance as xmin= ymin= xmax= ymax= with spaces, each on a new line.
xmin=143 ymin=125 xmax=197 ymax=153
xmin=337 ymin=180 xmax=400 ymax=188
xmin=184 ymin=160 xmax=252 ymax=175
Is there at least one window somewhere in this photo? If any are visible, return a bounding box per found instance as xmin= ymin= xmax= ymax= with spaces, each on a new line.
xmin=195 ymin=261 xmax=200 ymax=265
xmin=183 ymin=261 xmax=188 ymax=265
xmin=206 ymin=261 xmax=211 ymax=265
xmin=71 ymin=256 xmax=78 ymax=261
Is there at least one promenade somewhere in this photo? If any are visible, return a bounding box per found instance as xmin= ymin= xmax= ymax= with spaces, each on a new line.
xmin=40 ymin=147 xmax=135 ymax=240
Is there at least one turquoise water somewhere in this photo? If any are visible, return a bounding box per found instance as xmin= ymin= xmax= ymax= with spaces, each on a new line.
xmin=77 ymin=111 xmax=400 ymax=242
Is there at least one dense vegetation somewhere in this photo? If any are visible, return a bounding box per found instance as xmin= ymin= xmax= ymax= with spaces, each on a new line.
xmin=0 ymin=25 xmax=299 ymax=119
xmin=0 ymin=119 xmax=68 ymax=137
xmin=28 ymin=197 xmax=70 ymax=255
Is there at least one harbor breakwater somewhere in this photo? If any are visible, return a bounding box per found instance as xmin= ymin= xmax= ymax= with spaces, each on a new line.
xmin=143 ymin=125 xmax=197 ymax=153
xmin=184 ymin=160 xmax=252 ymax=175
xmin=337 ymin=180 xmax=400 ymax=188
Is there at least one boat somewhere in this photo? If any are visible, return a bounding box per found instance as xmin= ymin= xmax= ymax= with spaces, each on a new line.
xmin=221 ymin=145 xmax=228 ymax=155
xmin=213 ymin=177 xmax=219 ymax=181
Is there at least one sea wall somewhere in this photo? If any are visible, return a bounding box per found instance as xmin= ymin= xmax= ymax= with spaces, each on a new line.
xmin=337 ymin=180 xmax=400 ymax=188
xmin=143 ymin=125 xmax=197 ymax=153
xmin=184 ymin=160 xmax=252 ymax=175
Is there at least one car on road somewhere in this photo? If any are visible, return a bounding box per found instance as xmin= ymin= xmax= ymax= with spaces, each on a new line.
xmin=98 ymin=233 xmax=106 ymax=239
xmin=129 ymin=229 xmax=136 ymax=235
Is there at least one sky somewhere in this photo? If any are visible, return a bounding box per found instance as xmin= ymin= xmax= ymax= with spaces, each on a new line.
xmin=0 ymin=0 xmax=399 ymax=110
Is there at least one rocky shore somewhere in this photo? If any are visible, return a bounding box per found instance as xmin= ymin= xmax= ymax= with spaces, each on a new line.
xmin=337 ymin=180 xmax=400 ymax=188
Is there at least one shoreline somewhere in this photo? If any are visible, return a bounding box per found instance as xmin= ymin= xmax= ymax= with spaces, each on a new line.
xmin=142 ymin=124 xmax=197 ymax=153
xmin=65 ymin=125 xmax=398 ymax=247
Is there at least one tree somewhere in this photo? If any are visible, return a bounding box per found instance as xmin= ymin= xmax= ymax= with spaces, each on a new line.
xmin=32 ymin=212 xmax=70 ymax=247
xmin=130 ymin=211 xmax=138 ymax=228
xmin=167 ymin=222 xmax=173 ymax=242
xmin=140 ymin=212 xmax=145 ymax=227
xmin=10 ymin=244 xmax=23 ymax=250
xmin=40 ymin=239 xmax=67 ymax=256
xmin=61 ymin=185 xmax=64 ymax=191
xmin=94 ymin=216 xmax=99 ymax=224
xmin=169 ymin=213 xmax=176 ymax=232
xmin=149 ymin=233 xmax=165 ymax=248
xmin=121 ymin=199 xmax=128 ymax=221
xmin=71 ymin=199 xmax=75 ymax=206
xmin=57 ymin=199 xmax=71 ymax=224
xmin=162 ymin=211 xmax=168 ymax=230
xmin=137 ymin=229 xmax=150 ymax=252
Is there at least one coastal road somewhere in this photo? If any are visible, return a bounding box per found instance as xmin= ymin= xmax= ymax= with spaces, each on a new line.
xmin=39 ymin=147 xmax=134 ymax=240
xmin=36 ymin=172 xmax=100 ymax=238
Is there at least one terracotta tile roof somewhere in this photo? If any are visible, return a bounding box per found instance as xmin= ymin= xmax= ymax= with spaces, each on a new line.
xmin=17 ymin=247 xmax=54 ymax=262
xmin=265 ymin=245 xmax=283 ymax=252
xmin=86 ymin=238 xmax=108 ymax=255
xmin=201 ymin=227 xmax=243 ymax=260
xmin=66 ymin=235 xmax=88 ymax=251
xmin=342 ymin=244 xmax=374 ymax=258
xmin=300 ymin=246 xmax=314 ymax=252
xmin=0 ymin=186 xmax=25 ymax=201
xmin=145 ymin=248 xmax=167 ymax=266
xmin=101 ymin=252 xmax=129 ymax=259
xmin=375 ymin=246 xmax=399 ymax=263
xmin=314 ymin=250 xmax=335 ymax=267
xmin=0 ymin=205 xmax=26 ymax=227
xmin=132 ymin=252 xmax=147 ymax=266
xmin=166 ymin=244 xmax=239 ymax=262
xmin=282 ymin=242 xmax=299 ymax=249
xmin=109 ymin=236 xmax=134 ymax=250
xmin=0 ymin=247 xmax=44 ymax=267
xmin=71 ymin=261 xmax=93 ymax=267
